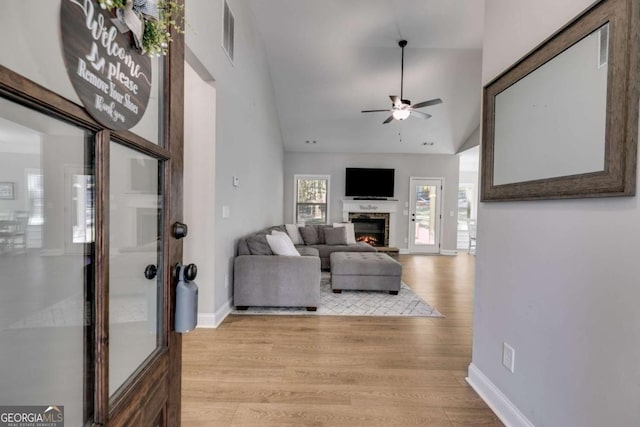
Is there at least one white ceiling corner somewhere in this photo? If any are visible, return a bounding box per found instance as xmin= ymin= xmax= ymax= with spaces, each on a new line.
xmin=248 ymin=0 xmax=485 ymax=155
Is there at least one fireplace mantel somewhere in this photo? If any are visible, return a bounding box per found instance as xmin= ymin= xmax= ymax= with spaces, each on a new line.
xmin=342 ymin=199 xmax=398 ymax=247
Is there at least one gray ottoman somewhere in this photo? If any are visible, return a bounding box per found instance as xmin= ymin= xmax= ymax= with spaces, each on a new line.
xmin=330 ymin=252 xmax=402 ymax=295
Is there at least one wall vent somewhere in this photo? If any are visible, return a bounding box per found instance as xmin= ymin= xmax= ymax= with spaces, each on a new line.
xmin=222 ymin=0 xmax=235 ymax=63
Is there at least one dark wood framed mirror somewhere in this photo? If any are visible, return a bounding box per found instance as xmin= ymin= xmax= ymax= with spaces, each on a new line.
xmin=481 ymin=0 xmax=639 ymax=201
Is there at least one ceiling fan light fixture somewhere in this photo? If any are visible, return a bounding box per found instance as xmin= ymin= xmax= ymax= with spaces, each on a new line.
xmin=392 ymin=109 xmax=411 ymax=120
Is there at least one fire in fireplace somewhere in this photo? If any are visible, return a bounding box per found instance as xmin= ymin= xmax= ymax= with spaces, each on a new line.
xmin=349 ymin=215 xmax=389 ymax=247
xmin=357 ymin=234 xmax=383 ymax=246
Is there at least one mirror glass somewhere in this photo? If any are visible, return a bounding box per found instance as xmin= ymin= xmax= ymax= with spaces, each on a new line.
xmin=493 ymin=24 xmax=609 ymax=185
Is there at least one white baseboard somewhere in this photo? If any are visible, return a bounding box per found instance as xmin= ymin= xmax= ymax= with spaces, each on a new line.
xmin=197 ymin=299 xmax=232 ymax=328
xmin=440 ymin=249 xmax=458 ymax=256
xmin=466 ymin=363 xmax=535 ymax=427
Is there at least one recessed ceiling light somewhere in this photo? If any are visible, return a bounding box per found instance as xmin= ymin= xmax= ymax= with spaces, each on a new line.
xmin=422 ymin=141 xmax=435 ymax=146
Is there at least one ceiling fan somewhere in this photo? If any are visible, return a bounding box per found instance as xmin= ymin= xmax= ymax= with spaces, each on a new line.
xmin=362 ymin=40 xmax=443 ymax=124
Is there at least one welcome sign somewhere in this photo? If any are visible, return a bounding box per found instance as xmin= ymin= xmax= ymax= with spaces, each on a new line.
xmin=60 ymin=0 xmax=152 ymax=130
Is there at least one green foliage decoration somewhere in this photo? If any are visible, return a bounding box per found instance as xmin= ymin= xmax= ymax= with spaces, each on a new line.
xmin=98 ymin=0 xmax=185 ymax=57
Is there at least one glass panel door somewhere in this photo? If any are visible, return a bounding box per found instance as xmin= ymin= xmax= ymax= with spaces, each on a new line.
xmin=108 ymin=142 xmax=162 ymax=398
xmin=408 ymin=178 xmax=442 ymax=253
xmin=0 ymin=97 xmax=94 ymax=425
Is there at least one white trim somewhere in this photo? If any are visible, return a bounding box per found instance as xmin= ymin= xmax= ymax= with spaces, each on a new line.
xmin=440 ymin=249 xmax=458 ymax=256
xmin=197 ymin=299 xmax=233 ymax=328
xmin=294 ymin=174 xmax=331 ymax=224
xmin=466 ymin=363 xmax=535 ymax=427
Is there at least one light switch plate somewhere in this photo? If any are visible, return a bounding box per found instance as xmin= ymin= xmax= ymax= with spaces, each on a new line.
xmin=233 ymin=176 xmax=239 ymax=187
xmin=222 ymin=206 xmax=230 ymax=218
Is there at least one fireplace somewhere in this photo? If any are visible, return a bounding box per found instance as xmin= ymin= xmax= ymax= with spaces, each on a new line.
xmin=342 ymin=199 xmax=397 ymax=247
xmin=349 ymin=213 xmax=390 ymax=247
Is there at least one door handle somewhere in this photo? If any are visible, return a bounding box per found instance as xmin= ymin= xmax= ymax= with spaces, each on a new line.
xmin=174 ymin=263 xmax=197 ymax=282
xmin=172 ymin=222 xmax=188 ymax=239
xmin=144 ymin=264 xmax=158 ymax=280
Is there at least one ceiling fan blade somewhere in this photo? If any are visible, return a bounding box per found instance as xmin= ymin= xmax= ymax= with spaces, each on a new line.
xmin=389 ymin=95 xmax=401 ymax=107
xmin=411 ymin=98 xmax=443 ymax=109
xmin=361 ymin=109 xmax=391 ymax=113
xmin=382 ymin=115 xmax=395 ymax=124
xmin=410 ymin=110 xmax=432 ymax=119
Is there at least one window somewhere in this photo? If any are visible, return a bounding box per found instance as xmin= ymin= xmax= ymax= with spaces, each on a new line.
xmin=294 ymin=175 xmax=329 ymax=224
xmin=222 ymin=0 xmax=235 ymax=62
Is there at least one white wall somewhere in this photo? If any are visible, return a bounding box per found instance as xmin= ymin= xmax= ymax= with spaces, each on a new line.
xmin=471 ymin=1 xmax=640 ymax=426
xmin=184 ymin=63 xmax=217 ymax=318
xmin=185 ymin=0 xmax=285 ymax=317
xmin=283 ymin=152 xmax=460 ymax=251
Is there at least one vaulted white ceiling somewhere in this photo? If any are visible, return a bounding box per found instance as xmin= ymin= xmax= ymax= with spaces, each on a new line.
xmin=248 ymin=0 xmax=484 ymax=154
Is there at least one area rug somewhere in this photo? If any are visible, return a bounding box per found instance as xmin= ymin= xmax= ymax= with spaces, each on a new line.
xmin=231 ymin=273 xmax=443 ymax=317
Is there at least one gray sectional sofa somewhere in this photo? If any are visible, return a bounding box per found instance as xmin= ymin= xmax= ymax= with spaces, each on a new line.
xmin=233 ymin=224 xmax=376 ymax=310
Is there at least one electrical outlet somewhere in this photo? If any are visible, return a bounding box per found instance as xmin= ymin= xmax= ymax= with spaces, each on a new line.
xmin=502 ymin=342 xmax=515 ymax=373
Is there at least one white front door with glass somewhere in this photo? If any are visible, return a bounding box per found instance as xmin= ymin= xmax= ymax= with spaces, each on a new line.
xmin=408 ymin=178 xmax=443 ymax=253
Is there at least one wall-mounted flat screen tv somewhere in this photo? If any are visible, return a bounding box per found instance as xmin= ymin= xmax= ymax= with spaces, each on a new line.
xmin=345 ymin=168 xmax=394 ymax=198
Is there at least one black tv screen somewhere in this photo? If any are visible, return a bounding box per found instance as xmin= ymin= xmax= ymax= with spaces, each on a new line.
xmin=345 ymin=168 xmax=395 ymax=198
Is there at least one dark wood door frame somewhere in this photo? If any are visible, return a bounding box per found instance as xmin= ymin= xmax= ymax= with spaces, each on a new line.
xmin=0 ymin=2 xmax=185 ymax=424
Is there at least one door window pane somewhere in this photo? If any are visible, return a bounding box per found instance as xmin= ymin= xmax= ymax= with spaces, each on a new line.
xmin=0 ymin=97 xmax=94 ymax=426
xmin=414 ymin=185 xmax=437 ymax=245
xmin=1 ymin=2 xmax=164 ymax=145
xmin=109 ymin=143 xmax=162 ymax=398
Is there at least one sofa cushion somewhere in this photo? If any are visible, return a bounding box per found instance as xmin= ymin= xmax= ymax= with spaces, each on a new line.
xmin=298 ymin=225 xmax=320 ymax=245
xmin=296 ymin=246 xmax=320 ymax=257
xmin=318 ymin=225 xmax=335 ymax=244
xmin=285 ymin=223 xmax=304 ymax=245
xmin=264 ymin=225 xmax=286 ymax=234
xmin=324 ymin=226 xmax=347 ymax=245
xmin=333 ymin=222 xmax=356 ymax=244
xmin=237 ymin=238 xmax=251 ymax=255
xmin=246 ymin=234 xmax=273 ymax=255
xmin=267 ymin=232 xmax=300 ymax=256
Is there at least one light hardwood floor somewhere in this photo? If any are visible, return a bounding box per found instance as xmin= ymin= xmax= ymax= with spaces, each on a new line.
xmin=181 ymin=254 xmax=503 ymax=426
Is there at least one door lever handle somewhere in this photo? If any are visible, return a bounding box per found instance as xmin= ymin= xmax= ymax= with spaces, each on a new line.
xmin=144 ymin=264 xmax=158 ymax=280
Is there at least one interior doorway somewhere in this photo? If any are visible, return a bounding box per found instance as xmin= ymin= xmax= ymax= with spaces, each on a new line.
xmin=184 ymin=60 xmax=217 ymax=325
xmin=457 ymin=146 xmax=479 ymax=252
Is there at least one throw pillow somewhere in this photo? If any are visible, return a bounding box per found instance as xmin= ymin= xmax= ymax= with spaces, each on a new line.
xmin=266 ymin=232 xmax=300 ymax=256
xmin=298 ymin=225 xmax=319 ymax=245
xmin=333 ymin=222 xmax=357 ymax=244
xmin=246 ymin=234 xmax=273 ymax=255
xmin=318 ymin=225 xmax=337 ymax=244
xmin=284 ymin=223 xmax=304 ymax=245
xmin=324 ymin=226 xmax=347 ymax=245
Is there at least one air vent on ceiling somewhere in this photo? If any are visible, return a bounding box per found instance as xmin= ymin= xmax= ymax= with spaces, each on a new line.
xmin=222 ymin=0 xmax=235 ymax=63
